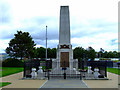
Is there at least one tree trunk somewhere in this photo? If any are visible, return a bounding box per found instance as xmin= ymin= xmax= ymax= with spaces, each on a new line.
xmin=20 ymin=52 xmax=23 ymax=60
xmin=20 ymin=56 xmax=22 ymax=60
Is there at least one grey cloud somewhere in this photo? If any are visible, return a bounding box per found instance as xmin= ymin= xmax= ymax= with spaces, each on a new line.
xmin=34 ymin=39 xmax=45 ymax=46
xmin=0 ymin=28 xmax=17 ymax=39
xmin=20 ymin=16 xmax=59 ymax=40
xmin=21 ymin=16 xmax=58 ymax=26
xmin=31 ymin=30 xmax=58 ymax=40
xmin=71 ymin=19 xmax=117 ymax=38
xmin=34 ymin=39 xmax=58 ymax=48
xmin=110 ymin=39 xmax=118 ymax=46
xmin=0 ymin=1 xmax=12 ymax=24
xmin=1 ymin=34 xmax=14 ymax=39
xmin=71 ymin=19 xmax=117 ymax=30
xmin=23 ymin=26 xmax=59 ymax=40
xmin=87 ymin=19 xmax=117 ymax=28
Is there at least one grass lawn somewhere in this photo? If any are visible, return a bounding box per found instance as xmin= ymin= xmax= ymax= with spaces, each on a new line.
xmin=0 ymin=82 xmax=11 ymax=87
xmin=0 ymin=67 xmax=23 ymax=77
xmin=107 ymin=68 xmax=120 ymax=75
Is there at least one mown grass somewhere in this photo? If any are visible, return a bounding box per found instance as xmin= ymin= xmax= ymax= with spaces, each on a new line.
xmin=107 ymin=68 xmax=120 ymax=75
xmin=0 ymin=67 xmax=23 ymax=77
xmin=78 ymin=67 xmax=120 ymax=75
xmin=0 ymin=82 xmax=11 ymax=87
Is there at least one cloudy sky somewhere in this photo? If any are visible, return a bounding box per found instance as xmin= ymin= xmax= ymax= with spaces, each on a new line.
xmin=0 ymin=0 xmax=119 ymax=53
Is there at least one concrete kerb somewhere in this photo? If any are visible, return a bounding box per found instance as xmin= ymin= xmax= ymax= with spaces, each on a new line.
xmin=82 ymin=80 xmax=89 ymax=88
xmin=39 ymin=80 xmax=48 ymax=88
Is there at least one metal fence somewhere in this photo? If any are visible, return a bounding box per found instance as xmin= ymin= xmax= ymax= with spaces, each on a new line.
xmin=23 ymin=59 xmax=107 ymax=79
xmin=78 ymin=60 xmax=88 ymax=69
xmin=23 ymin=59 xmax=52 ymax=78
xmin=87 ymin=61 xmax=107 ymax=77
xmin=23 ymin=60 xmax=82 ymax=79
xmin=47 ymin=61 xmax=82 ymax=80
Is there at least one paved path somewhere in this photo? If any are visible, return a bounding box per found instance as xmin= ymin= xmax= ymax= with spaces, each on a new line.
xmin=41 ymin=79 xmax=88 ymax=88
xmin=83 ymin=72 xmax=119 ymax=88
xmin=0 ymin=71 xmax=119 ymax=89
xmin=1 ymin=72 xmax=46 ymax=88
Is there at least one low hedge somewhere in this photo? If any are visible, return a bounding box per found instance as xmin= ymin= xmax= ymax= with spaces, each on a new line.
xmin=2 ymin=58 xmax=24 ymax=67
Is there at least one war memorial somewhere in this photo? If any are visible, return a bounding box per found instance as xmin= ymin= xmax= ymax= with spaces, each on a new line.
xmin=22 ymin=6 xmax=108 ymax=81
xmin=1 ymin=5 xmax=119 ymax=89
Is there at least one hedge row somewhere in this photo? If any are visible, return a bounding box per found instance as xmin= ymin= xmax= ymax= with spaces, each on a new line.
xmin=2 ymin=58 xmax=24 ymax=67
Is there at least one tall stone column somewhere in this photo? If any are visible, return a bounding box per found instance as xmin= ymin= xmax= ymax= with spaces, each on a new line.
xmin=57 ymin=6 xmax=73 ymax=69
xmin=59 ymin=6 xmax=70 ymax=45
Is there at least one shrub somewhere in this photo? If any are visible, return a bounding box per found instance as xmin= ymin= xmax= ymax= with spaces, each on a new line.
xmin=2 ymin=58 xmax=23 ymax=67
xmin=78 ymin=57 xmax=82 ymax=61
xmin=42 ymin=66 xmax=46 ymax=70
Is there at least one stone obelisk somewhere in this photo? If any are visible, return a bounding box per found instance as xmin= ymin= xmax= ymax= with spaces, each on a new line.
xmin=57 ymin=6 xmax=73 ymax=69
xmin=59 ymin=6 xmax=70 ymax=44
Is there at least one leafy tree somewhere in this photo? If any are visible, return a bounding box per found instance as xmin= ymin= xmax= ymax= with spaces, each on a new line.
xmin=47 ymin=48 xmax=52 ymax=58
xmin=73 ymin=47 xmax=86 ymax=59
xmin=31 ymin=47 xmax=38 ymax=58
xmin=98 ymin=51 xmax=103 ymax=58
xmin=36 ymin=47 xmax=45 ymax=58
xmin=113 ymin=51 xmax=118 ymax=58
xmin=97 ymin=50 xmax=119 ymax=58
xmin=6 ymin=31 xmax=36 ymax=60
xmin=51 ymin=48 xmax=56 ymax=58
xmin=87 ymin=46 xmax=96 ymax=61
xmin=107 ymin=51 xmax=115 ymax=58
xmin=36 ymin=47 xmax=56 ymax=59
xmin=102 ymin=51 xmax=108 ymax=58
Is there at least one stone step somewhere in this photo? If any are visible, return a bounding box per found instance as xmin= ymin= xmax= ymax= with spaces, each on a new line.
xmin=50 ymin=68 xmax=80 ymax=74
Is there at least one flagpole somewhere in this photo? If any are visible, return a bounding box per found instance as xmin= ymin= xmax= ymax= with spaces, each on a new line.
xmin=46 ymin=26 xmax=47 ymax=61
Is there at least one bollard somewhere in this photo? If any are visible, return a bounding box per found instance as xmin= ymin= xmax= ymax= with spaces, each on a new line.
xmin=48 ymin=70 xmax=49 ymax=80
xmin=80 ymin=74 xmax=82 ymax=80
xmin=64 ymin=73 xmax=66 ymax=79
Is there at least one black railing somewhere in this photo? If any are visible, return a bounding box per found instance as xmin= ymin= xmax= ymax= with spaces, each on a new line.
xmin=23 ymin=59 xmax=52 ymax=78
xmin=87 ymin=61 xmax=107 ymax=77
xmin=23 ymin=59 xmax=107 ymax=79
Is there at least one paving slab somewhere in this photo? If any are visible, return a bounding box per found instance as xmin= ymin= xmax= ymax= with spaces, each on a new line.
xmin=1 ymin=72 xmax=46 ymax=88
xmin=41 ymin=79 xmax=88 ymax=88
xmin=83 ymin=72 xmax=119 ymax=88
xmin=0 ymin=71 xmax=119 ymax=89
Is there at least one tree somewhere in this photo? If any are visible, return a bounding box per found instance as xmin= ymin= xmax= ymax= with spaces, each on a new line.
xmin=51 ymin=48 xmax=56 ymax=58
xmin=73 ymin=47 xmax=86 ymax=59
xmin=36 ymin=47 xmax=56 ymax=59
xmin=87 ymin=46 xmax=96 ymax=61
xmin=31 ymin=47 xmax=38 ymax=58
xmin=6 ymin=31 xmax=36 ymax=60
xmin=47 ymin=48 xmax=52 ymax=58
xmin=113 ymin=51 xmax=118 ymax=58
xmin=97 ymin=50 xmax=119 ymax=58
xmin=107 ymin=51 xmax=115 ymax=58
xmin=36 ymin=47 xmax=45 ymax=58
xmin=102 ymin=51 xmax=108 ymax=58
